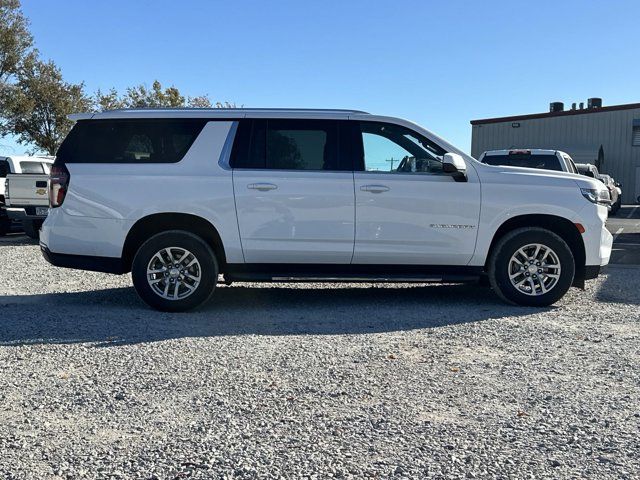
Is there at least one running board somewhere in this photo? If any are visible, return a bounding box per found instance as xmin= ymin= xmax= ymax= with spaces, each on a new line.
xmin=272 ymin=275 xmax=447 ymax=282
xmin=224 ymin=264 xmax=483 ymax=284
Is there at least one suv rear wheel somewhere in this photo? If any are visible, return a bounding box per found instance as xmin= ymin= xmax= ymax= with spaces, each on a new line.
xmin=488 ymin=227 xmax=575 ymax=306
xmin=131 ymin=230 xmax=218 ymax=312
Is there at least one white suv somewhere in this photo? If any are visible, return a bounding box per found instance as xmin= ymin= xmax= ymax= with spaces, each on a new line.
xmin=41 ymin=109 xmax=613 ymax=311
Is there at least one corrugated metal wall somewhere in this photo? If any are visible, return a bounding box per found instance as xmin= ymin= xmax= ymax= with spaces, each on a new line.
xmin=471 ymin=107 xmax=640 ymax=203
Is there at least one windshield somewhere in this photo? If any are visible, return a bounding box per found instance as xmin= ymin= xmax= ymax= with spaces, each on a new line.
xmin=482 ymin=153 xmax=562 ymax=171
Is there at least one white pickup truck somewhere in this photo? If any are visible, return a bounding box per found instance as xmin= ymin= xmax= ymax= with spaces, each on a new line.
xmin=41 ymin=108 xmax=613 ymax=311
xmin=1 ymin=156 xmax=54 ymax=238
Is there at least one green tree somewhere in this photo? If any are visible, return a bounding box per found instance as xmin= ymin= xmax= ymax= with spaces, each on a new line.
xmin=94 ymin=87 xmax=126 ymax=111
xmin=0 ymin=58 xmax=91 ymax=154
xmin=94 ymin=81 xmax=237 ymax=110
xmin=0 ymin=0 xmax=33 ymax=83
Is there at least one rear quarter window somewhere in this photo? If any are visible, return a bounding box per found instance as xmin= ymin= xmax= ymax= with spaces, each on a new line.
xmin=56 ymin=119 xmax=208 ymax=164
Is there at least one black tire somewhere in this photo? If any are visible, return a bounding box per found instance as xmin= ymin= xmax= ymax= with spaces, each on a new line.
xmin=609 ymin=199 xmax=621 ymax=216
xmin=488 ymin=227 xmax=575 ymax=307
xmin=614 ymin=198 xmax=622 ymax=214
xmin=23 ymin=219 xmax=43 ymax=239
xmin=0 ymin=217 xmax=10 ymax=236
xmin=131 ymin=230 xmax=218 ymax=312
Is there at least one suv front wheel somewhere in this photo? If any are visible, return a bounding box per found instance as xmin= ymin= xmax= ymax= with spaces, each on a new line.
xmin=488 ymin=227 xmax=575 ymax=307
xmin=131 ymin=230 xmax=218 ymax=312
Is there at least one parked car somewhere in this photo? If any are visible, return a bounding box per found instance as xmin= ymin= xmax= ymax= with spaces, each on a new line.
xmin=597 ymin=174 xmax=622 ymax=215
xmin=0 ymin=156 xmax=54 ymax=236
xmin=4 ymin=167 xmax=52 ymax=239
xmin=41 ymin=109 xmax=612 ymax=311
xmin=575 ymin=163 xmax=600 ymax=179
xmin=478 ymin=149 xmax=578 ymax=173
xmin=575 ymin=163 xmax=620 ymax=216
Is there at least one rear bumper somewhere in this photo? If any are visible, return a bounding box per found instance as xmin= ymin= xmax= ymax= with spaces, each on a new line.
xmin=7 ymin=207 xmax=47 ymax=220
xmin=40 ymin=243 xmax=124 ymax=274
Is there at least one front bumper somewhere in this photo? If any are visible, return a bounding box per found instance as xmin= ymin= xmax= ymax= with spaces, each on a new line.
xmin=578 ymin=204 xmax=612 ymax=268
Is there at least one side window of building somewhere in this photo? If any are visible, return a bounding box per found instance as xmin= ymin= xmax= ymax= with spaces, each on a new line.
xmin=633 ymin=123 xmax=640 ymax=146
xmin=56 ymin=119 xmax=207 ymax=164
xmin=355 ymin=121 xmax=447 ymax=174
xmin=230 ymin=119 xmax=351 ymax=171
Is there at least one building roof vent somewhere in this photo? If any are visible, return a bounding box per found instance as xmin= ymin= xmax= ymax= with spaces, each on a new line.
xmin=550 ymin=102 xmax=564 ymax=113
xmin=588 ymin=97 xmax=603 ymax=109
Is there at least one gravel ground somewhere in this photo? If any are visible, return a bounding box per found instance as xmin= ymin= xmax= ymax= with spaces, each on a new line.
xmin=0 ymin=235 xmax=639 ymax=479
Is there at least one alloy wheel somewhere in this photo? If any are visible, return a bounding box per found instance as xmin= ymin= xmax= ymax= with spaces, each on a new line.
xmin=146 ymin=247 xmax=202 ymax=300
xmin=507 ymin=243 xmax=561 ymax=296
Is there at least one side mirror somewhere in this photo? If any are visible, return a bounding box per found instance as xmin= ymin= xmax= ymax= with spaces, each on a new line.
xmin=442 ymin=153 xmax=467 ymax=182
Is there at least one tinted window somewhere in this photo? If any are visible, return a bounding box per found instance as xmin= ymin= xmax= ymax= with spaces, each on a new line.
xmin=56 ymin=119 xmax=207 ymax=164
xmin=0 ymin=160 xmax=9 ymax=177
xmin=482 ymin=154 xmax=562 ymax=171
xmin=576 ymin=165 xmax=596 ymax=177
xmin=231 ymin=119 xmax=349 ymax=171
xmin=356 ymin=121 xmax=446 ymax=174
xmin=19 ymin=161 xmax=46 ymax=174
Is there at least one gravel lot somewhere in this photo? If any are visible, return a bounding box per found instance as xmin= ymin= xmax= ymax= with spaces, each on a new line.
xmin=0 ymin=235 xmax=638 ymax=479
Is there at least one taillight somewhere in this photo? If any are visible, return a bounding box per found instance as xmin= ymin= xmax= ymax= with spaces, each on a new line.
xmin=49 ymin=164 xmax=70 ymax=208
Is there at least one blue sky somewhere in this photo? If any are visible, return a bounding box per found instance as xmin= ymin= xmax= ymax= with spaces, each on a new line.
xmin=2 ymin=0 xmax=639 ymax=156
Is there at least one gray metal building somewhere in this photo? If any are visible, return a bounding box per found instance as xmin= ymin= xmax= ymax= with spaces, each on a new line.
xmin=471 ymin=99 xmax=640 ymax=203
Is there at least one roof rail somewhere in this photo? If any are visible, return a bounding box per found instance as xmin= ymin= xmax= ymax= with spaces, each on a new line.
xmin=103 ymin=107 xmax=370 ymax=114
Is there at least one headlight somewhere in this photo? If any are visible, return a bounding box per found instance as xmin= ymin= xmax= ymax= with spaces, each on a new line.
xmin=580 ymin=187 xmax=610 ymax=205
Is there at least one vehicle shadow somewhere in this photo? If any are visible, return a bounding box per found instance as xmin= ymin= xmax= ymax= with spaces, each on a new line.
xmin=595 ymin=266 xmax=640 ymax=305
xmin=0 ymin=283 xmax=548 ymax=347
xmin=0 ymin=233 xmax=37 ymax=246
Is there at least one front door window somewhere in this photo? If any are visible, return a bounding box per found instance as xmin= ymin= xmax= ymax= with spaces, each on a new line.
xmin=360 ymin=122 xmax=446 ymax=174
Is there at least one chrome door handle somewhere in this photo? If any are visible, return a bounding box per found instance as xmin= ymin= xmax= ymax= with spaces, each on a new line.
xmin=360 ymin=184 xmax=390 ymax=193
xmin=248 ymin=183 xmax=278 ymax=191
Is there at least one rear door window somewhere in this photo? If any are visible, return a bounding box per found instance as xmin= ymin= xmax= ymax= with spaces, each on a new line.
xmin=482 ymin=154 xmax=563 ymax=171
xmin=56 ymin=119 xmax=207 ymax=164
xmin=230 ymin=119 xmax=351 ymax=171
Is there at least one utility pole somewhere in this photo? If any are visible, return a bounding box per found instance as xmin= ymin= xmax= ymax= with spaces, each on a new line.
xmin=385 ymin=157 xmax=397 ymax=171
